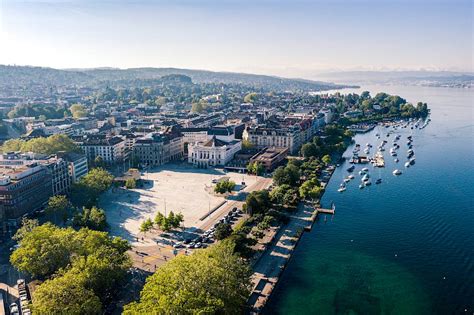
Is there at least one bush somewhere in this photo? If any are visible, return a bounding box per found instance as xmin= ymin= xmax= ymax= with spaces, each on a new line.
xmin=214 ymin=223 xmax=233 ymax=240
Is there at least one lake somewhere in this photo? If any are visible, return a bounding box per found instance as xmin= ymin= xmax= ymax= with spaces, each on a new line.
xmin=266 ymin=85 xmax=474 ymax=314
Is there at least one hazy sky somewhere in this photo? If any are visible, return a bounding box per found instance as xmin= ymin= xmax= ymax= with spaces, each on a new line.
xmin=0 ymin=0 xmax=472 ymax=78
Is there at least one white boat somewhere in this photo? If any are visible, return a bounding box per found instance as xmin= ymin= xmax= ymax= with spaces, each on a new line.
xmin=348 ymin=174 xmax=355 ymax=179
xmin=362 ymin=167 xmax=369 ymax=172
xmin=393 ymin=169 xmax=402 ymax=175
xmin=359 ymin=183 xmax=365 ymax=189
xmin=362 ymin=174 xmax=370 ymax=181
xmin=405 ymin=161 xmax=410 ymax=167
xmin=344 ymin=178 xmax=351 ymax=183
xmin=359 ymin=170 xmax=365 ymax=175
xmin=394 ymin=158 xmax=399 ymax=162
xmin=338 ymin=187 xmax=346 ymax=192
xmin=365 ymin=179 xmax=372 ymax=185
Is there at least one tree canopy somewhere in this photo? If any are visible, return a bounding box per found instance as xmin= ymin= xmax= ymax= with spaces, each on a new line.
xmin=69 ymin=103 xmax=87 ymax=118
xmin=124 ymin=241 xmax=252 ymax=314
xmin=11 ymin=223 xmax=131 ymax=312
xmin=1 ymin=134 xmax=80 ymax=154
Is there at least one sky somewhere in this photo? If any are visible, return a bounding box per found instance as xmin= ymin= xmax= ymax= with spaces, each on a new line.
xmin=0 ymin=0 xmax=472 ymax=79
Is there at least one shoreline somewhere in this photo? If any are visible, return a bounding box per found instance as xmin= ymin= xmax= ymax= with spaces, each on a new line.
xmin=247 ymin=165 xmax=337 ymax=314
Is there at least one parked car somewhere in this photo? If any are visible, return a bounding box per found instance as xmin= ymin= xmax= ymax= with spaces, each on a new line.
xmin=10 ymin=303 xmax=19 ymax=315
xmin=194 ymin=242 xmax=202 ymax=248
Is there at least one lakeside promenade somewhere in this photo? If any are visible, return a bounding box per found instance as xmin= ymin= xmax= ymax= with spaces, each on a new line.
xmin=247 ymin=202 xmax=315 ymax=313
xmin=247 ymin=165 xmax=336 ymax=313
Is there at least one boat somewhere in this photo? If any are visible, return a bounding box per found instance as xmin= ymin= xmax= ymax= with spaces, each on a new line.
xmin=376 ymin=178 xmax=382 ymax=184
xmin=339 ymin=182 xmax=346 ymax=188
xmin=348 ymin=174 xmax=355 ymax=179
xmin=362 ymin=174 xmax=370 ymax=181
xmin=394 ymin=158 xmax=399 ymax=162
xmin=362 ymin=167 xmax=369 ymax=172
xmin=346 ymin=165 xmax=355 ymax=172
xmin=393 ymin=169 xmax=402 ymax=175
xmin=359 ymin=183 xmax=365 ymax=189
xmin=365 ymin=179 xmax=372 ymax=185
xmin=359 ymin=170 xmax=365 ymax=175
xmin=344 ymin=178 xmax=351 ymax=183
xmin=409 ymin=158 xmax=416 ymax=165
xmin=338 ymin=187 xmax=346 ymax=192
xmin=404 ymin=161 xmax=411 ymax=167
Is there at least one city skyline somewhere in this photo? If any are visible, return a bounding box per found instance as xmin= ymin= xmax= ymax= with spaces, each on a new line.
xmin=0 ymin=0 xmax=472 ymax=79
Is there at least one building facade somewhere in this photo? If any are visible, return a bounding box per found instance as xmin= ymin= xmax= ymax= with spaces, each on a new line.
xmin=188 ymin=136 xmax=241 ymax=168
xmin=77 ymin=135 xmax=127 ymax=164
xmin=0 ymin=163 xmax=52 ymax=236
xmin=133 ymin=132 xmax=184 ymax=167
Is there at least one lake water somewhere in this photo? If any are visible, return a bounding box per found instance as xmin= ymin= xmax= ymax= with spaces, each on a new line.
xmin=266 ymin=85 xmax=474 ymax=314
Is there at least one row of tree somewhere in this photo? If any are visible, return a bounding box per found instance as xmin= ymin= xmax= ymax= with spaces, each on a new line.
xmin=140 ymin=211 xmax=184 ymax=233
xmin=1 ymin=134 xmax=80 ymax=155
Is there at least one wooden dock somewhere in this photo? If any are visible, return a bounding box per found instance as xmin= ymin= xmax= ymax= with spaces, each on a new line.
xmin=305 ymin=207 xmax=335 ymax=231
xmin=316 ymin=207 xmax=335 ymax=215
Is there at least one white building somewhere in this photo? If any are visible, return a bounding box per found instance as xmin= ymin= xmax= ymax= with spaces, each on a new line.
xmin=188 ymin=136 xmax=241 ymax=168
xmin=79 ymin=135 xmax=127 ymax=164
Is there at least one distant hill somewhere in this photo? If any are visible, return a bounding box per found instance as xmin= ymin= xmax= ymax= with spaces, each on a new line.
xmin=316 ymin=70 xmax=474 ymax=88
xmin=0 ymin=65 xmax=354 ymax=92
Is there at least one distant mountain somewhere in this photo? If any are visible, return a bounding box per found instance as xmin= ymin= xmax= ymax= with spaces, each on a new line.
xmin=0 ymin=65 xmax=354 ymax=92
xmin=316 ymin=70 xmax=474 ymax=88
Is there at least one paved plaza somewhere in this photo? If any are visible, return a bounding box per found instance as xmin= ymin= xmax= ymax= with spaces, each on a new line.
xmin=100 ymin=163 xmax=266 ymax=246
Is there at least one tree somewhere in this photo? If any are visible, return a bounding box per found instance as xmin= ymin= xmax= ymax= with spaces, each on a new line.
xmin=173 ymin=212 xmax=184 ymax=229
xmin=1 ymin=134 xmax=80 ymax=155
xmin=243 ymin=92 xmax=258 ymax=103
xmin=247 ymin=161 xmax=264 ymax=176
xmin=71 ymin=168 xmax=113 ymax=207
xmin=273 ymin=164 xmax=300 ymax=187
xmin=139 ymin=218 xmax=154 ymax=234
xmin=93 ymin=156 xmax=104 ymax=168
xmin=214 ymin=223 xmax=233 ymax=240
xmin=32 ymin=271 xmax=102 ymax=315
xmin=301 ymin=142 xmax=318 ymax=158
xmin=125 ymin=178 xmax=136 ymax=189
xmin=10 ymin=223 xmax=74 ymax=278
xmin=74 ymin=207 xmax=107 ymax=231
xmin=46 ymin=195 xmax=70 ymax=223
xmin=70 ymin=103 xmax=87 ymax=119
xmin=11 ymin=224 xmax=131 ymax=279
xmin=123 ymin=241 xmax=252 ymax=314
xmin=243 ymin=190 xmax=270 ymax=215
xmin=154 ymin=212 xmax=165 ymax=228
xmin=12 ymin=218 xmax=39 ymax=242
xmin=322 ymin=154 xmax=331 ymax=165
xmin=1 ymin=139 xmax=24 ymax=152
xmin=191 ymin=102 xmax=206 ymax=113
xmin=299 ymin=178 xmax=321 ymax=200
xmin=241 ymin=139 xmax=254 ymax=150
xmin=214 ymin=180 xmax=235 ymax=194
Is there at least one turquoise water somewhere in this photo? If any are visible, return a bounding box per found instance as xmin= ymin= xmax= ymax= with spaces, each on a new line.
xmin=266 ymin=85 xmax=474 ymax=314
